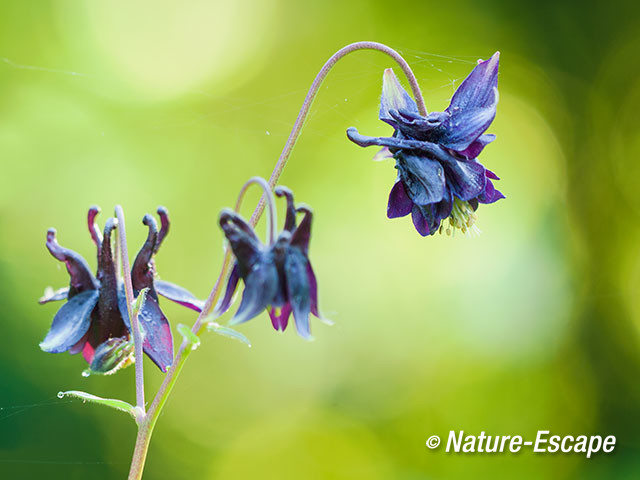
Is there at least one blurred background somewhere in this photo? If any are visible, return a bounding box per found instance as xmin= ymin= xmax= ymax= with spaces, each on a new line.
xmin=1 ymin=1 xmax=640 ymax=478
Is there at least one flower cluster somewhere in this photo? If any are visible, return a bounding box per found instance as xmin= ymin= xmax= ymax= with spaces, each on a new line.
xmin=347 ymin=52 xmax=504 ymax=236
xmin=38 ymin=49 xmax=506 ymax=376
xmin=39 ymin=206 xmax=202 ymax=374
xmin=216 ymin=187 xmax=322 ymax=339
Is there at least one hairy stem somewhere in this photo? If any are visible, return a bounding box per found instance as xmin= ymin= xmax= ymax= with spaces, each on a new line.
xmin=249 ymin=40 xmax=426 ymax=225
xmin=125 ymin=41 xmax=424 ymax=480
xmin=115 ymin=205 xmax=145 ymax=412
xmin=235 ymin=176 xmax=278 ymax=244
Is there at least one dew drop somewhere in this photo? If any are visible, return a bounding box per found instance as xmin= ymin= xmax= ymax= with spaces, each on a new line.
xmin=81 ymin=369 xmax=91 ymax=377
xmin=57 ymin=392 xmax=65 ymax=399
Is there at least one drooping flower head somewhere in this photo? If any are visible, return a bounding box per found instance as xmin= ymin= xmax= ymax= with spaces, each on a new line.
xmin=347 ymin=52 xmax=504 ymax=236
xmin=39 ymin=206 xmax=203 ymax=374
xmin=216 ymin=187 xmax=322 ymax=339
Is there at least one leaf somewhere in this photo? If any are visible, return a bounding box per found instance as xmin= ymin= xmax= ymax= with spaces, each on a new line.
xmin=57 ymin=390 xmax=144 ymax=424
xmin=177 ymin=324 xmax=200 ymax=351
xmin=207 ymin=322 xmax=252 ymax=347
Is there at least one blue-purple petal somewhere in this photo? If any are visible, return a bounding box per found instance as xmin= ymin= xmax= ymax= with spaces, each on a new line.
xmin=269 ymin=304 xmax=291 ymax=331
xmin=434 ymin=52 xmax=500 ymax=151
xmin=220 ymin=209 xmax=262 ymax=276
xmin=229 ymin=259 xmax=279 ymax=326
xmin=38 ymin=286 xmax=69 ymax=304
xmin=215 ymin=263 xmax=240 ymax=315
xmin=290 ymin=207 xmax=312 ymax=255
xmin=387 ymin=180 xmax=413 ymax=218
xmin=440 ymin=157 xmax=487 ymax=201
xmin=411 ymin=206 xmax=431 ymax=237
xmin=284 ymin=248 xmax=312 ymax=339
xmin=486 ymin=169 xmax=500 ymax=180
xmin=478 ymin=178 xmax=506 ymax=204
xmin=458 ymin=134 xmax=496 ymax=159
xmin=40 ymin=289 xmax=99 ymax=353
xmin=131 ymin=214 xmax=158 ymax=292
xmin=155 ymin=280 xmax=204 ymax=312
xmin=397 ymin=153 xmax=446 ymax=205
xmin=379 ymin=68 xmax=420 ymax=127
xmin=46 ymin=229 xmax=99 ymax=296
xmin=307 ymin=261 xmax=320 ymax=318
xmin=137 ymin=295 xmax=174 ymax=372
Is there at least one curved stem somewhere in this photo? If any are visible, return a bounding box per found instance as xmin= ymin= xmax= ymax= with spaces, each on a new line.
xmin=249 ymin=40 xmax=425 ymax=226
xmin=125 ymin=41 xmax=423 ymax=480
xmin=115 ymin=205 xmax=145 ymax=412
xmin=235 ymin=176 xmax=278 ymax=244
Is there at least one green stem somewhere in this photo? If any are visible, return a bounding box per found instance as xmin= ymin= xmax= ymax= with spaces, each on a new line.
xmin=125 ymin=41 xmax=425 ymax=480
xmin=115 ymin=205 xmax=145 ymax=412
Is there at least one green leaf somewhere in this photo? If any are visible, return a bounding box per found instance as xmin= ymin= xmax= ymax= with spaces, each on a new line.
xmin=57 ymin=390 xmax=143 ymax=424
xmin=177 ymin=323 xmax=201 ymax=350
xmin=207 ymin=322 xmax=252 ymax=347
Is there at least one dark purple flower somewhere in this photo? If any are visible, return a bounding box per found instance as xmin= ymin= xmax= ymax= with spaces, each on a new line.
xmin=347 ymin=52 xmax=504 ymax=236
xmin=216 ymin=187 xmax=322 ymax=339
xmin=39 ymin=206 xmax=203 ymax=374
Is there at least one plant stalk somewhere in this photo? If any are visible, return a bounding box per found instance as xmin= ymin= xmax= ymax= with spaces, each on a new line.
xmin=115 ymin=205 xmax=146 ymax=412
xmin=126 ymin=40 xmax=424 ymax=480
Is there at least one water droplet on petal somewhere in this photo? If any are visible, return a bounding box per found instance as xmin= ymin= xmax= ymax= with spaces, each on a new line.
xmin=81 ymin=369 xmax=91 ymax=377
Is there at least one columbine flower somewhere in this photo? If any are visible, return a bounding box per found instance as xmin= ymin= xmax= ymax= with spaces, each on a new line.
xmin=39 ymin=206 xmax=203 ymax=374
xmin=216 ymin=187 xmax=321 ymax=339
xmin=346 ymin=52 xmax=504 ymax=236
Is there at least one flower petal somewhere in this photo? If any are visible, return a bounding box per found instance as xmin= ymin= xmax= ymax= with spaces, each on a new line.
xmin=486 ymin=169 xmax=500 ymax=180
xmin=87 ymin=206 xmax=102 ymax=248
xmin=69 ymin=331 xmax=89 ymax=355
xmin=284 ymin=248 xmax=312 ymax=339
xmin=229 ymin=258 xmax=279 ymax=326
xmin=307 ymin=261 xmax=322 ymax=319
xmin=268 ymin=304 xmax=291 ymax=331
xmin=154 ymin=207 xmax=170 ymax=254
xmin=82 ymin=341 xmax=95 ymax=363
xmin=436 ymin=101 xmax=498 ymax=151
xmin=131 ymin=214 xmax=158 ymax=292
xmin=215 ymin=263 xmax=240 ymax=315
xmin=458 ymin=134 xmax=496 ymax=159
xmin=435 ymin=52 xmax=500 ymax=150
xmin=372 ymin=147 xmax=394 ymax=162
xmin=411 ymin=206 xmax=431 ymax=237
xmin=440 ymin=157 xmax=487 ymax=201
xmin=46 ymin=229 xmax=99 ymax=296
xmin=435 ymin=187 xmax=454 ymax=221
xmin=155 ymin=280 xmax=204 ymax=312
xmin=449 ymin=52 xmax=500 ymax=112
xmin=38 ymin=286 xmax=69 ymax=304
xmin=138 ymin=295 xmax=174 ymax=372
xmin=391 ymin=110 xmax=449 ymax=141
xmin=397 ymin=153 xmax=446 ymax=205
xmin=387 ymin=180 xmax=413 ymax=218
xmin=40 ymin=289 xmax=99 ymax=353
xmin=346 ymin=128 xmax=446 ymax=160
xmin=95 ymin=218 xmax=128 ymax=344
xmin=274 ymin=186 xmax=297 ymax=232
xmin=290 ymin=206 xmax=313 ymax=255
xmin=478 ymin=178 xmax=506 ymax=204
xmin=379 ymin=68 xmax=421 ymax=127
xmin=219 ymin=209 xmax=262 ymax=275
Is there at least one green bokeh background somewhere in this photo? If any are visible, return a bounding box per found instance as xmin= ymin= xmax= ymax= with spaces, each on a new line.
xmin=2 ymin=1 xmax=640 ymax=478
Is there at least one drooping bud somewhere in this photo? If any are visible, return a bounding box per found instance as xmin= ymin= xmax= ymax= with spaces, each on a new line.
xmin=86 ymin=336 xmax=135 ymax=375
